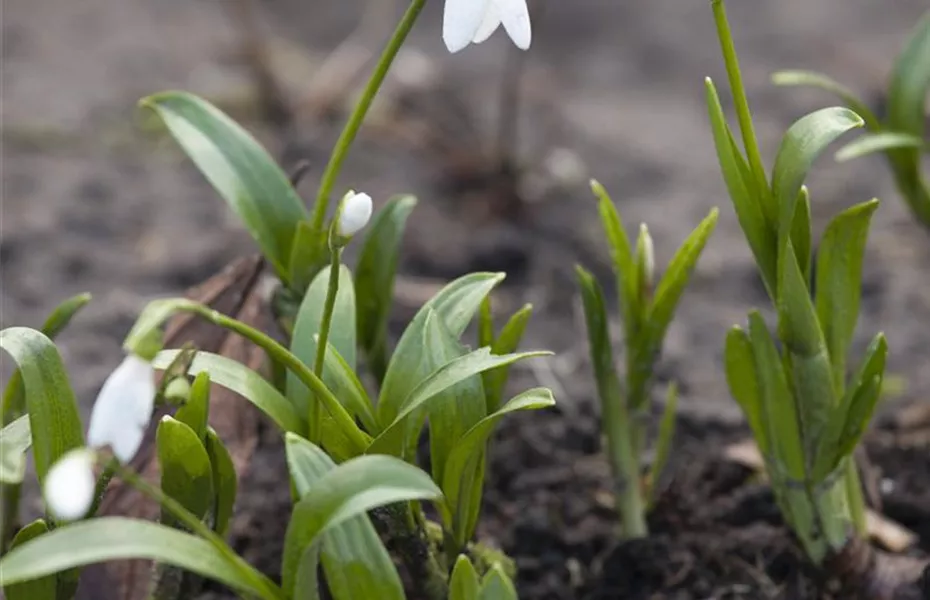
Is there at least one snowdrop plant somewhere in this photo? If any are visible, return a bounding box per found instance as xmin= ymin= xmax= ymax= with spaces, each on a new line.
xmin=706 ymin=0 xmax=886 ymax=565
xmin=772 ymin=12 xmax=930 ymax=228
xmin=576 ymin=183 xmax=718 ymax=539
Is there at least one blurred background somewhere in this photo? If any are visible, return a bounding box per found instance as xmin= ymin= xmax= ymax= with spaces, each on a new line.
xmin=2 ymin=0 xmax=928 ymax=468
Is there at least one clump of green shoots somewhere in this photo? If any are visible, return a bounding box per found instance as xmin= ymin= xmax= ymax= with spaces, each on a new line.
xmin=773 ymin=11 xmax=930 ymax=228
xmin=706 ymin=0 xmax=887 ymax=565
xmin=576 ymin=182 xmax=717 ymax=539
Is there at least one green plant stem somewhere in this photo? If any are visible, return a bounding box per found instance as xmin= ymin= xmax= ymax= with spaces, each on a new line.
xmin=602 ymin=376 xmax=648 ymax=539
xmin=711 ymin=0 xmax=769 ymax=192
xmin=309 ymin=0 xmax=427 ymax=245
xmin=110 ymin=460 xmax=284 ymax=600
xmin=309 ymin=248 xmax=342 ymax=444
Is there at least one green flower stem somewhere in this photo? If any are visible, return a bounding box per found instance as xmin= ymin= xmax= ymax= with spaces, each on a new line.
xmin=309 ymin=247 xmax=343 ymax=444
xmin=309 ymin=0 xmax=427 ymax=245
xmin=711 ymin=0 xmax=769 ymax=192
xmin=604 ymin=383 xmax=648 ymax=539
xmin=110 ymin=459 xmax=284 ymax=600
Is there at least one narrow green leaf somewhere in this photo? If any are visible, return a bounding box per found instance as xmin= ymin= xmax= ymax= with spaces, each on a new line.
xmin=771 ymin=107 xmax=863 ymax=247
xmin=288 ymin=264 xmax=357 ymax=419
xmin=0 ymin=416 xmax=31 ymax=484
xmin=479 ymin=564 xmax=518 ymax=600
xmin=649 ymin=383 xmax=678 ymax=504
xmin=724 ymin=326 xmax=768 ymax=452
xmin=355 ymin=195 xmax=418 ymax=383
xmin=4 ymin=520 xmax=56 ymax=600
xmin=0 ymin=328 xmax=83 ymax=487
xmin=888 ymin=12 xmax=930 ymax=137
xmin=777 ymin=241 xmax=825 ymax=357
xmin=140 ymin=91 xmax=307 ymax=281
xmin=442 ymin=388 xmax=554 ymax=543
xmin=815 ymin=199 xmax=879 ymax=391
xmin=157 ymin=416 xmax=214 ymax=525
xmin=378 ymin=272 xmax=505 ymax=428
xmin=705 ymin=78 xmax=777 ymax=295
xmin=449 ymin=555 xmax=481 ymax=600
xmin=175 ymin=371 xmax=210 ymax=442
xmin=483 ymin=303 xmax=533 ymax=413
xmin=204 ymin=428 xmax=237 ymax=537
xmin=154 ymin=350 xmax=303 ymax=435
xmin=0 ymin=517 xmax=279 ymax=598
xmin=478 ymin=296 xmax=495 ymax=349
xmin=747 ymin=313 xmax=804 ymax=480
xmin=649 ymin=208 xmax=719 ymax=344
xmin=791 ymin=187 xmax=812 ymax=285
xmin=284 ymin=434 xmax=404 ymax=600
xmin=591 ymin=180 xmax=638 ymax=332
xmin=836 ymin=132 xmax=926 ymax=162
xmin=317 ymin=341 xmax=378 ymax=434
xmin=368 ymin=347 xmax=550 ymax=457
xmin=280 ymin=452 xmax=442 ymax=593
xmin=771 ymin=70 xmax=880 ymax=130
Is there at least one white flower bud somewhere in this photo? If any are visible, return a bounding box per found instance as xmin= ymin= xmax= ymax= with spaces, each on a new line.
xmin=87 ymin=354 xmax=155 ymax=463
xmin=44 ymin=449 xmax=96 ymax=521
xmin=443 ymin=0 xmax=531 ymax=53
xmin=337 ymin=191 xmax=373 ymax=237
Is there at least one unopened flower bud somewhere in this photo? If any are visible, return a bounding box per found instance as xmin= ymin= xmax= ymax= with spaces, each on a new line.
xmin=337 ymin=191 xmax=373 ymax=238
xmin=44 ymin=449 xmax=96 ymax=521
xmin=87 ymin=353 xmax=155 ymax=463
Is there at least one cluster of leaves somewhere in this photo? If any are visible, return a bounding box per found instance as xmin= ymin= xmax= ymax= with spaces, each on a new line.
xmin=576 ymin=183 xmax=717 ymax=539
xmin=705 ymin=0 xmax=886 ymax=564
xmin=773 ymin=12 xmax=930 ymax=227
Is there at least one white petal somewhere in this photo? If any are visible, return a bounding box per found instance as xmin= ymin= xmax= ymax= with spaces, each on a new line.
xmin=443 ymin=0 xmax=492 ymax=53
xmin=471 ymin=1 xmax=502 ymax=44
xmin=497 ymin=0 xmax=531 ymax=50
xmin=337 ymin=191 xmax=373 ymax=237
xmin=87 ymin=354 xmax=155 ymax=463
xmin=44 ymin=449 xmax=96 ymax=521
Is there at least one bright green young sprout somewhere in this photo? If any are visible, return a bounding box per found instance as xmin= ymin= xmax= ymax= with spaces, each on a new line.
xmin=576 ymin=181 xmax=718 ymax=539
xmin=706 ymin=0 xmax=887 ymax=565
xmin=772 ymin=11 xmax=930 ymax=228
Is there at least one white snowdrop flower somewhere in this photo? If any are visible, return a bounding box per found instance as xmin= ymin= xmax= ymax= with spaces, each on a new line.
xmin=337 ymin=191 xmax=373 ymax=237
xmin=87 ymin=353 xmax=156 ymax=464
xmin=44 ymin=449 xmax=97 ymax=521
xmin=443 ymin=0 xmax=532 ymax=54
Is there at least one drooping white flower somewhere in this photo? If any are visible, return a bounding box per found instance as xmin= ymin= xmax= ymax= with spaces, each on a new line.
xmin=44 ymin=449 xmax=97 ymax=521
xmin=87 ymin=353 xmax=155 ymax=463
xmin=337 ymin=191 xmax=373 ymax=237
xmin=443 ymin=0 xmax=532 ymax=54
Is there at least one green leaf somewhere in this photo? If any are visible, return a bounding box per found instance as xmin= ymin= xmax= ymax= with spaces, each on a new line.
xmin=705 ymin=78 xmax=777 ymax=295
xmin=449 ymin=555 xmax=481 ymax=600
xmin=483 ymin=303 xmax=533 ymax=413
xmin=0 ymin=328 xmax=84 ymax=487
xmin=355 ymin=195 xmax=418 ymax=384
xmin=790 ymin=187 xmax=812 ymax=285
xmin=479 ymin=564 xmax=518 ymax=600
xmin=284 ymin=434 xmax=405 ymax=600
xmin=157 ymin=417 xmax=214 ymax=525
xmin=3 ymin=520 xmax=56 ymax=600
xmin=771 ymin=107 xmax=863 ymax=248
xmin=140 ymin=91 xmax=307 ymax=281
xmin=837 ymin=132 xmax=926 ymax=162
xmin=591 ymin=180 xmax=638 ymax=332
xmin=724 ymin=326 xmax=767 ymax=451
xmin=478 ymin=296 xmax=495 ymax=349
xmin=777 ymin=241 xmax=824 ymax=357
xmin=771 ymin=70 xmax=880 ymax=130
xmin=317 ymin=341 xmax=378 ymax=434
xmin=649 ymin=383 xmax=678 ymax=504
xmin=649 ymin=208 xmax=719 ymax=345
xmin=0 ymin=416 xmax=31 ymax=484
xmin=204 ymin=428 xmax=238 ymax=537
xmin=280 ymin=452 xmax=443 ymax=593
xmin=288 ymin=264 xmax=357 ymax=419
xmin=175 ymin=371 xmax=211 ymax=442
xmin=154 ymin=350 xmax=303 ymax=435
xmin=442 ymin=388 xmax=554 ymax=544
xmin=378 ymin=273 xmax=505 ymax=429
xmin=288 ymin=221 xmax=321 ymax=295
xmin=888 ymin=12 xmax=930 ymax=137
xmin=368 ymin=346 xmax=550 ymax=457
xmin=747 ymin=312 xmax=804 ymax=481
xmin=0 ymin=517 xmax=280 ymax=599
xmin=815 ymin=199 xmax=879 ymax=391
